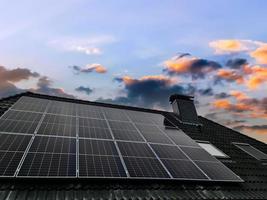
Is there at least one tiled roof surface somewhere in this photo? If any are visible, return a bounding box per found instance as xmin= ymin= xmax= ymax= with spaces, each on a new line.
xmin=0 ymin=92 xmax=266 ymax=200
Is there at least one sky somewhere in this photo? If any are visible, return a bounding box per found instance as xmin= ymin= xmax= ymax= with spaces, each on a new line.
xmin=0 ymin=0 xmax=266 ymax=143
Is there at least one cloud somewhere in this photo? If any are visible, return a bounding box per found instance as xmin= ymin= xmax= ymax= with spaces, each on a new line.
xmin=212 ymin=96 xmax=267 ymax=120
xmin=71 ymin=63 xmax=107 ymax=74
xmin=0 ymin=66 xmax=40 ymax=97
xmin=164 ymin=56 xmax=221 ymax=79
xmin=31 ymin=76 xmax=75 ymax=98
xmin=75 ymin=86 xmax=93 ymax=95
xmin=245 ymin=65 xmax=267 ymax=89
xmin=212 ymin=99 xmax=251 ymax=112
xmin=250 ymin=45 xmax=267 ymax=64
xmin=226 ymin=58 xmax=248 ymax=69
xmin=49 ymin=35 xmax=116 ymax=55
xmin=215 ymin=69 xmax=244 ymax=84
xmin=209 ymin=39 xmax=266 ymax=54
xmin=197 ymin=88 xmax=214 ymax=96
xmin=230 ymin=90 xmax=249 ymax=101
xmin=234 ymin=124 xmax=267 ymax=135
xmin=215 ymin=92 xmax=231 ymax=99
xmin=99 ymin=75 xmax=186 ymax=109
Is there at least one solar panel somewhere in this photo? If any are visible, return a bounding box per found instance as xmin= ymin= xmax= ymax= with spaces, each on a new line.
xmin=0 ymin=96 xmax=243 ymax=182
xmin=195 ymin=161 xmax=242 ymax=181
xmin=79 ymin=155 xmax=126 ymax=177
xmin=47 ymin=101 xmax=77 ymax=116
xmin=117 ymin=141 xmax=155 ymax=158
xmin=78 ymin=117 xmax=112 ymax=139
xmin=37 ymin=114 xmax=76 ymax=137
xmin=11 ymin=96 xmax=49 ymax=113
xmin=180 ymin=147 xmax=218 ymax=162
xmin=162 ymin=127 xmax=200 ymax=147
xmin=150 ymin=144 xmax=188 ymax=160
xmin=135 ymin=124 xmax=172 ymax=144
xmin=78 ymin=139 xmax=126 ymax=177
xmin=108 ymin=121 xmax=144 ymax=141
xmin=18 ymin=153 xmax=76 ymax=177
xmin=79 ymin=139 xmax=118 ymax=155
xmin=30 ymin=136 xmax=76 ymax=154
xmin=123 ymin=157 xmax=170 ymax=178
xmin=161 ymin=159 xmax=208 ymax=180
xmin=77 ymin=104 xmax=105 ymax=119
xmin=102 ymin=107 xmax=129 ymax=121
xmin=0 ymin=133 xmax=31 ymax=176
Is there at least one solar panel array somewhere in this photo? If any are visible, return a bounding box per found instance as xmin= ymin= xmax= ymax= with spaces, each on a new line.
xmin=0 ymin=96 xmax=243 ymax=182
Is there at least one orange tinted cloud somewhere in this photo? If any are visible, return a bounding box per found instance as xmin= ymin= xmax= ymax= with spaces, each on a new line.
xmin=84 ymin=63 xmax=107 ymax=73
xmin=213 ymin=99 xmax=252 ymax=112
xmin=250 ymin=45 xmax=267 ymax=64
xmin=246 ymin=65 xmax=267 ymax=89
xmin=209 ymin=39 xmax=266 ymax=54
xmin=164 ymin=57 xmax=197 ymax=73
xmin=230 ymin=90 xmax=249 ymax=100
xmin=216 ymin=69 xmax=244 ymax=84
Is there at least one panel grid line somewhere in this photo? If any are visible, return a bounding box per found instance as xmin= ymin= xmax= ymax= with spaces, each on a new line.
xmin=103 ymin=112 xmax=130 ymax=178
xmin=152 ymin=123 xmax=211 ymax=180
xmin=15 ymin=100 xmax=51 ymax=177
xmin=125 ymin=111 xmax=173 ymax=179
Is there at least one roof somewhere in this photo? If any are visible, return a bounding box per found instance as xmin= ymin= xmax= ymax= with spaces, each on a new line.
xmin=0 ymin=92 xmax=267 ymax=200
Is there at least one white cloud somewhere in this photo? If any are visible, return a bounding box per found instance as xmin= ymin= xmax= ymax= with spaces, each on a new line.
xmin=49 ymin=35 xmax=116 ymax=55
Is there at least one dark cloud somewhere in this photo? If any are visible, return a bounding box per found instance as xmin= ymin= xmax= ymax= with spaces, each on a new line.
xmin=0 ymin=66 xmax=40 ymax=98
xmin=241 ymin=97 xmax=267 ymax=113
xmin=164 ymin=57 xmax=222 ymax=79
xmin=98 ymin=76 xmax=188 ymax=109
xmin=75 ymin=86 xmax=93 ymax=95
xmin=215 ymin=92 xmax=231 ymax=99
xmin=226 ymin=58 xmax=248 ymax=69
xmin=198 ymin=88 xmax=213 ymax=96
xmin=233 ymin=124 xmax=267 ymax=134
xmin=31 ymin=76 xmax=75 ymax=98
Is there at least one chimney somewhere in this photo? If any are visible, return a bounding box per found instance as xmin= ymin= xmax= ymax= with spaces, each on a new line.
xmin=169 ymin=94 xmax=199 ymax=124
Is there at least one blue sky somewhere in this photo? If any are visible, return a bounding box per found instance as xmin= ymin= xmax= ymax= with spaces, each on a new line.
xmin=0 ymin=0 xmax=266 ymax=142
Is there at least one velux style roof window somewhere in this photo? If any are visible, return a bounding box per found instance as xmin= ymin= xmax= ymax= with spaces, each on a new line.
xmin=234 ymin=143 xmax=267 ymax=161
xmin=197 ymin=141 xmax=229 ymax=158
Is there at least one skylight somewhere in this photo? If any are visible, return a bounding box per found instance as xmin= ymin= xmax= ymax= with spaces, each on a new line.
xmin=197 ymin=141 xmax=229 ymax=158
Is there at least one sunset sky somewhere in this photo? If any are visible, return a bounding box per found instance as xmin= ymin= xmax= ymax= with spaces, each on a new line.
xmin=0 ymin=0 xmax=266 ymax=142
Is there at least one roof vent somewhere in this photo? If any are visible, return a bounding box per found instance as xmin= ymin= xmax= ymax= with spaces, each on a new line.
xmin=169 ymin=94 xmax=199 ymax=124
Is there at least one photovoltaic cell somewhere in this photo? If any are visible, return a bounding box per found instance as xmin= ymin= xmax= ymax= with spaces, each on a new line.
xmin=117 ymin=141 xmax=155 ymax=158
xmin=195 ymin=161 xmax=242 ymax=181
xmin=0 ymin=119 xmax=39 ymax=134
xmin=2 ymin=110 xmax=42 ymax=122
xmin=37 ymin=114 xmax=76 ymax=137
xmin=150 ymin=144 xmax=188 ymax=160
xmin=0 ymin=152 xmax=24 ymax=176
xmin=180 ymin=147 xmax=218 ymax=162
xmin=162 ymin=127 xmax=200 ymax=147
xmin=135 ymin=124 xmax=172 ymax=144
xmin=77 ymin=104 xmax=105 ymax=119
xmin=162 ymin=159 xmax=208 ymax=180
xmin=126 ymin=111 xmax=154 ymax=124
xmin=0 ymin=133 xmax=31 ymax=152
xmin=108 ymin=121 xmax=144 ymax=141
xmin=30 ymin=136 xmax=76 ymax=154
xmin=79 ymin=155 xmax=126 ymax=177
xmin=18 ymin=153 xmax=76 ymax=177
xmin=102 ymin=108 xmax=129 ymax=121
xmin=78 ymin=117 xmax=112 ymax=139
xmin=123 ymin=157 xmax=169 ymax=178
xmin=79 ymin=139 xmax=118 ymax=156
xmin=11 ymin=96 xmax=49 ymax=113
xmin=47 ymin=101 xmax=76 ymax=116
